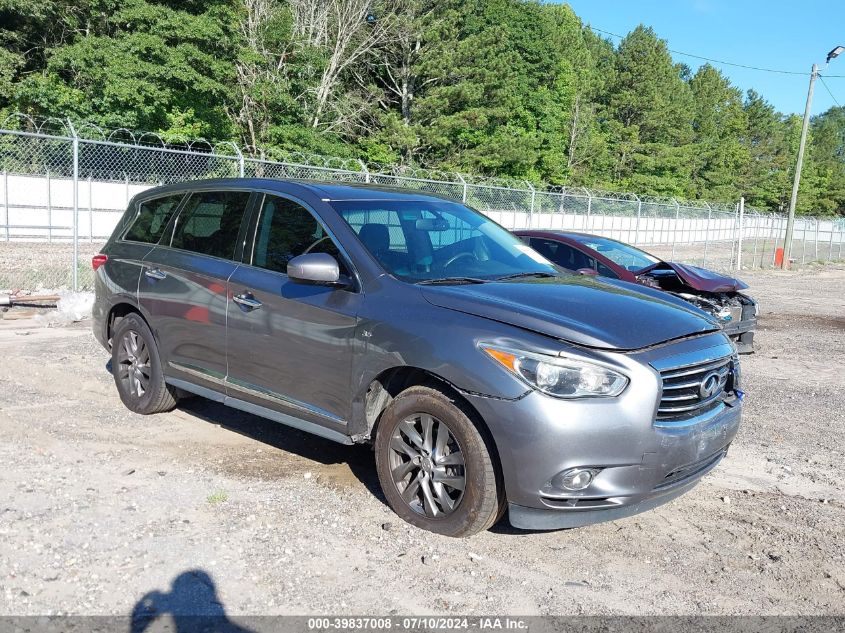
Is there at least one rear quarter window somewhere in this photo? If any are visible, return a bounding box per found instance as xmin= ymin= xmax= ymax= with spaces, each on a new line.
xmin=170 ymin=190 xmax=251 ymax=260
xmin=123 ymin=194 xmax=185 ymax=244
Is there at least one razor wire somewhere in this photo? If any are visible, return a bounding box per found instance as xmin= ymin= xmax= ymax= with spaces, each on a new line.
xmin=0 ymin=115 xmax=843 ymax=292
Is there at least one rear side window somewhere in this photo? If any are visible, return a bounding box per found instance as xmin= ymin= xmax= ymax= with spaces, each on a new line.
xmin=123 ymin=194 xmax=184 ymax=244
xmin=171 ymin=190 xmax=251 ymax=260
xmin=251 ymin=195 xmax=348 ymax=275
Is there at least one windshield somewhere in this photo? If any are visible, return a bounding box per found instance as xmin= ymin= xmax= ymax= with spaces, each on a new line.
xmin=568 ymin=235 xmax=660 ymax=272
xmin=331 ymin=199 xmax=559 ymax=283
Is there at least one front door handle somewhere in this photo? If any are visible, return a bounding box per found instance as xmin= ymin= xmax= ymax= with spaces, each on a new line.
xmin=144 ymin=268 xmax=167 ymax=280
xmin=233 ymin=293 xmax=262 ymax=311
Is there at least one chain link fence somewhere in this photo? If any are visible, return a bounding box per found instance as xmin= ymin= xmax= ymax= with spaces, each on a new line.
xmin=1 ymin=115 xmax=844 ymax=292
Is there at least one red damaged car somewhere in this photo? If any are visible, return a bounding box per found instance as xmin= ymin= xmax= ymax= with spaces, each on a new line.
xmin=515 ymin=230 xmax=757 ymax=353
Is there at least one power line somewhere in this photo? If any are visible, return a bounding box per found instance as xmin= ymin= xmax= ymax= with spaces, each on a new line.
xmin=589 ymin=26 xmax=811 ymax=76
xmin=818 ymin=74 xmax=842 ymax=107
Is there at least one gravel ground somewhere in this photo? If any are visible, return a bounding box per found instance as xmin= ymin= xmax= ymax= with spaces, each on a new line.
xmin=0 ymin=266 xmax=843 ymax=617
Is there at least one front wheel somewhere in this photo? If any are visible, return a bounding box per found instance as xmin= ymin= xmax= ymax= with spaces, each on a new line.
xmin=111 ymin=313 xmax=178 ymax=415
xmin=374 ymin=386 xmax=502 ymax=537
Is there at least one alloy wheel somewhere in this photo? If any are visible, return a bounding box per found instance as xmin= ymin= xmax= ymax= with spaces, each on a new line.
xmin=117 ymin=330 xmax=151 ymax=399
xmin=387 ymin=413 xmax=466 ymax=518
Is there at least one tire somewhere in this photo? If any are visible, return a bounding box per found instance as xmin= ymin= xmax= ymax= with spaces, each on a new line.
xmin=374 ymin=386 xmax=503 ymax=537
xmin=111 ymin=312 xmax=178 ymax=415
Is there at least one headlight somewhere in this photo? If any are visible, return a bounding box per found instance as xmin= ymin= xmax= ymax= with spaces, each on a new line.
xmin=480 ymin=345 xmax=628 ymax=398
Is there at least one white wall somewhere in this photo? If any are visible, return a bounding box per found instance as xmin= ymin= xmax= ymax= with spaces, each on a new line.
xmin=0 ymin=173 xmax=154 ymax=240
xmin=1 ymin=172 xmax=842 ymax=246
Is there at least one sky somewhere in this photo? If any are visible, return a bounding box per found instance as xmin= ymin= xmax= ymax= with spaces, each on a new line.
xmin=562 ymin=0 xmax=845 ymax=115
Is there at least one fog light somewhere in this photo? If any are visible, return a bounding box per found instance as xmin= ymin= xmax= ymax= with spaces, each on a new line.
xmin=554 ymin=468 xmax=600 ymax=491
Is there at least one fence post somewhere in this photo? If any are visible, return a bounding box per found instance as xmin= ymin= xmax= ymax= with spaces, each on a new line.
xmin=828 ymin=221 xmax=834 ymax=261
xmin=771 ymin=216 xmax=780 ymax=268
xmin=88 ymin=176 xmax=93 ymax=243
xmin=736 ymin=197 xmax=744 ymax=271
xmin=814 ymin=219 xmax=820 ymax=262
xmin=457 ymin=173 xmax=467 ymax=203
xmin=633 ymin=195 xmax=642 ymax=245
xmin=671 ymin=199 xmax=680 ymax=260
xmin=3 ymin=170 xmax=8 ymax=241
xmin=751 ymin=213 xmax=759 ymax=268
xmin=68 ymin=119 xmax=79 ymax=292
xmin=357 ymin=159 xmax=370 ymax=183
xmin=801 ymin=219 xmax=808 ymax=264
xmin=46 ymin=171 xmax=52 ymax=243
xmin=525 ymin=182 xmax=535 ymax=229
xmin=233 ymin=142 xmax=245 ymax=178
xmin=703 ymin=204 xmax=712 ymax=267
xmin=585 ymin=190 xmax=592 ymax=232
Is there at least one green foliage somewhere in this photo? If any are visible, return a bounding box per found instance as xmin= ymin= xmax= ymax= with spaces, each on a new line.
xmin=2 ymin=0 xmax=844 ymax=215
xmin=7 ymin=0 xmax=239 ymax=138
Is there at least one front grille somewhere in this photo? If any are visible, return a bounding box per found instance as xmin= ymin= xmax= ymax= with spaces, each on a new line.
xmin=657 ymin=355 xmax=735 ymax=419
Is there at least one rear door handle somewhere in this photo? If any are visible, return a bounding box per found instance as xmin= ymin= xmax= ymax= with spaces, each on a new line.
xmin=233 ymin=292 xmax=262 ymax=311
xmin=144 ymin=268 xmax=167 ymax=280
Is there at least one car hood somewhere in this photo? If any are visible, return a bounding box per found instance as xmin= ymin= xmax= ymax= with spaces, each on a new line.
xmin=642 ymin=261 xmax=749 ymax=293
xmin=420 ymin=276 xmax=720 ymax=351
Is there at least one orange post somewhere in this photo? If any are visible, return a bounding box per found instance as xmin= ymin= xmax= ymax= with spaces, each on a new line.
xmin=774 ymin=247 xmax=785 ymax=267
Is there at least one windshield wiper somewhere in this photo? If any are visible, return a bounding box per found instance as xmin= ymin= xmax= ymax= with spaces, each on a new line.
xmin=416 ymin=276 xmax=489 ymax=285
xmin=495 ymin=271 xmax=558 ymax=281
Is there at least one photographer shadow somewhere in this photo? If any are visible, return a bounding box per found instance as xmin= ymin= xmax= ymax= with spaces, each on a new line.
xmin=131 ymin=569 xmax=253 ymax=633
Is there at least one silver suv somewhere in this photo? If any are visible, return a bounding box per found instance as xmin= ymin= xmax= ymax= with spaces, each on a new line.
xmin=93 ymin=179 xmax=743 ymax=537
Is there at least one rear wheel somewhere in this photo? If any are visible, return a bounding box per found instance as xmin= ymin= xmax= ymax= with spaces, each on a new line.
xmin=374 ymin=386 xmax=502 ymax=537
xmin=111 ymin=313 xmax=177 ymax=415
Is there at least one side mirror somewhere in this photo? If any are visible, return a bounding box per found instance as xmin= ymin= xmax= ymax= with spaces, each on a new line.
xmin=576 ymin=267 xmax=599 ymax=276
xmin=287 ymin=253 xmax=344 ymax=285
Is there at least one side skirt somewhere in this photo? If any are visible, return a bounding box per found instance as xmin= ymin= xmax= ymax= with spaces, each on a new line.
xmin=165 ymin=377 xmax=354 ymax=446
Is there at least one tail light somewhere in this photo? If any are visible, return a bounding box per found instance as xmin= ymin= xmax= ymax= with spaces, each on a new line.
xmin=92 ymin=254 xmax=108 ymax=271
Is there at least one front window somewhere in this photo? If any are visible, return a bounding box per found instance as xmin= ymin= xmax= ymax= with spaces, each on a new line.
xmin=568 ymin=235 xmax=660 ymax=272
xmin=331 ymin=200 xmax=559 ymax=283
xmin=251 ymin=194 xmax=349 ymax=276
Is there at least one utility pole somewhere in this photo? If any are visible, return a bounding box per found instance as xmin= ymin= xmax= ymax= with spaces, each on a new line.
xmin=782 ymin=64 xmax=817 ymax=269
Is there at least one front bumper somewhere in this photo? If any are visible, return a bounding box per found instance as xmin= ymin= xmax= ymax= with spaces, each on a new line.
xmin=508 ymin=468 xmax=709 ymax=530
xmin=463 ymin=333 xmax=743 ymax=530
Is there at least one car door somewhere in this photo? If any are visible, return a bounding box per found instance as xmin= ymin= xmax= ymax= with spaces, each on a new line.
xmin=138 ymin=189 xmax=253 ymax=394
xmin=226 ymin=193 xmax=362 ymax=433
xmin=108 ymin=191 xmax=188 ymax=316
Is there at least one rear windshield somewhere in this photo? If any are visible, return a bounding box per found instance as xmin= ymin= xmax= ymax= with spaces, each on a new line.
xmin=123 ymin=194 xmax=184 ymax=244
xmin=330 ymin=199 xmax=558 ymax=283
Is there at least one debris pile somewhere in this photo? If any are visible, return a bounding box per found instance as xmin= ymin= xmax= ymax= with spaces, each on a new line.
xmin=0 ymin=291 xmax=94 ymax=324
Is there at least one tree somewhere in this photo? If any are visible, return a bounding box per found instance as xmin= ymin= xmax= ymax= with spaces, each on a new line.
xmin=739 ymin=90 xmax=794 ymax=211
xmin=2 ymin=0 xmax=843 ymax=215
xmin=689 ymin=64 xmax=748 ymax=200
xmin=11 ymin=0 xmax=240 ymax=139
xmin=807 ymin=107 xmax=845 ymax=215
xmin=297 ymin=0 xmax=398 ymax=131
xmin=605 ymin=26 xmax=695 ymax=194
xmin=412 ymin=0 xmax=555 ymax=176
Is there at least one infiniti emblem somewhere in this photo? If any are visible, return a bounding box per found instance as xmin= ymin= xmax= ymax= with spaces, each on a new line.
xmin=699 ymin=371 xmax=722 ymax=399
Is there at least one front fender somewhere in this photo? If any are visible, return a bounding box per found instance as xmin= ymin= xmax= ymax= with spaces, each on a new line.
xmin=347 ymin=290 xmax=576 ymax=435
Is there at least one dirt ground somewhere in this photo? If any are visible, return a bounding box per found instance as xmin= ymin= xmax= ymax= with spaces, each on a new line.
xmin=0 ymin=266 xmax=844 ymax=617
